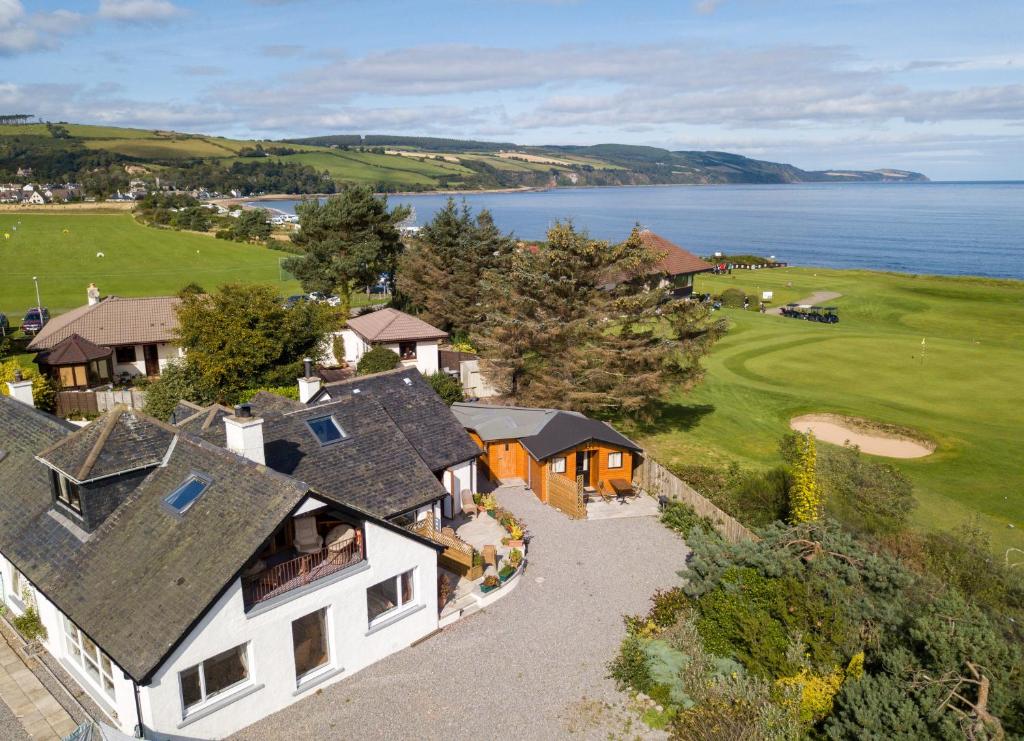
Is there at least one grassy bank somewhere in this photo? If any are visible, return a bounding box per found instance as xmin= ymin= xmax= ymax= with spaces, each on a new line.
xmin=634 ymin=267 xmax=1024 ymax=554
xmin=0 ymin=213 xmax=303 ymax=316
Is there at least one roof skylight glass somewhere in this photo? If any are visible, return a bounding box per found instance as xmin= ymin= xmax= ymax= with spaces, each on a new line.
xmin=307 ymin=415 xmax=346 ymax=445
xmin=164 ymin=474 xmax=211 ymax=514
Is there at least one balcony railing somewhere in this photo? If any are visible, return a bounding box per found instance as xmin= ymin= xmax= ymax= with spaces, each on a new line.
xmin=242 ymin=539 xmax=364 ymax=609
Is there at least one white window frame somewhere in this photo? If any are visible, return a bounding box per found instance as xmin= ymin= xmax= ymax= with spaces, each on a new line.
xmin=177 ymin=643 xmax=251 ymax=717
xmin=62 ymin=616 xmax=117 ymax=702
xmin=550 ymin=457 xmax=566 ymax=474
xmin=608 ymin=451 xmax=623 ymax=469
xmin=292 ymin=608 xmax=333 ymax=686
xmin=9 ymin=567 xmax=23 ymax=601
xmin=366 ymin=568 xmax=417 ymax=628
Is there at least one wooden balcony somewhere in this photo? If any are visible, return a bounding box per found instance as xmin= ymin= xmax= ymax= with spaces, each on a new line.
xmin=242 ymin=538 xmax=364 ymax=609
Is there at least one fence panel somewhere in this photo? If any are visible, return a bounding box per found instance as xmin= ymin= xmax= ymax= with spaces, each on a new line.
xmin=55 ymin=392 xmax=99 ymax=418
xmin=634 ymin=458 xmax=756 ymax=543
xmin=546 ymin=470 xmax=587 ymax=519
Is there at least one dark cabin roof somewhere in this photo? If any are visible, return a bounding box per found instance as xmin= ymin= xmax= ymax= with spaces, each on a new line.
xmin=262 ymin=395 xmax=447 ymax=518
xmin=36 ymin=333 xmax=112 ymax=366
xmin=37 ymin=406 xmax=176 ymax=483
xmin=310 ymin=367 xmax=481 ymax=471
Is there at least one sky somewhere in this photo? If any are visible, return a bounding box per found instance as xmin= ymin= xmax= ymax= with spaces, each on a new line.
xmin=2 ymin=0 xmax=1022 ymax=180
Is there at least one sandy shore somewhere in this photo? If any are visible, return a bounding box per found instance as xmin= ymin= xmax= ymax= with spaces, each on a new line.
xmin=790 ymin=413 xmax=935 ymax=458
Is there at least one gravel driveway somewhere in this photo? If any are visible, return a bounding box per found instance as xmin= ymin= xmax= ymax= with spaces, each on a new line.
xmin=232 ymin=485 xmax=690 ymax=740
xmin=0 ymin=698 xmax=30 ymax=741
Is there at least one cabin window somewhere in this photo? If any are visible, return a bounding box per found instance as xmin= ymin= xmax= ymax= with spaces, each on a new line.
xmin=292 ymin=608 xmax=330 ymax=681
xmin=52 ymin=471 xmax=82 ymax=514
xmin=164 ymin=474 xmax=211 ymax=514
xmin=62 ymin=616 xmax=117 ymax=701
xmin=608 ymin=452 xmax=623 ymax=469
xmin=367 ymin=569 xmax=416 ymax=626
xmin=179 ymin=644 xmax=249 ymax=714
xmin=58 ymin=365 xmax=87 ymax=388
xmin=550 ymin=457 xmax=566 ymax=474
xmin=306 ymin=415 xmax=346 ymax=445
xmin=114 ymin=346 xmax=137 ymax=364
xmin=398 ymin=341 xmax=417 ymax=360
xmin=90 ymin=360 xmax=110 ymax=381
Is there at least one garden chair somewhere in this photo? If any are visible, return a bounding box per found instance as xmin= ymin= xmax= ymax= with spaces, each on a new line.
xmin=461 ymin=489 xmax=479 ymax=518
xmin=293 ymin=515 xmax=323 ymax=554
xmin=482 ymin=544 xmax=498 ymax=572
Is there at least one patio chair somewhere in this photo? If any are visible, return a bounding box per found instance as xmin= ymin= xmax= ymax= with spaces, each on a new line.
xmin=461 ymin=489 xmax=479 ymax=518
xmin=325 ymin=524 xmax=355 ymax=554
xmin=294 ymin=515 xmax=323 ymax=554
xmin=482 ymin=544 xmax=498 ymax=572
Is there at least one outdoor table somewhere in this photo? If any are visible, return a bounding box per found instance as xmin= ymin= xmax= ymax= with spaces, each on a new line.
xmin=609 ymin=478 xmax=634 ymax=503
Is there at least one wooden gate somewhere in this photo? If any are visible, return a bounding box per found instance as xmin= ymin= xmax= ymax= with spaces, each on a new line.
xmin=546 ymin=468 xmax=587 ymax=519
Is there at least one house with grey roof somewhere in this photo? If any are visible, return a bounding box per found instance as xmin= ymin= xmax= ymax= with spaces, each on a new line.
xmin=452 ymin=402 xmax=642 ymax=508
xmin=0 ymin=371 xmax=459 ymax=739
xmin=336 ymin=307 xmax=447 ymax=374
xmin=28 ymin=285 xmax=183 ymax=386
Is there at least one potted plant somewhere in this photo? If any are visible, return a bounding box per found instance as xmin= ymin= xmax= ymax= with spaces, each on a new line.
xmin=505 ymin=519 xmax=525 ymax=549
xmin=479 ymin=493 xmax=498 ymax=516
xmin=498 ymin=564 xmax=516 ymax=583
xmin=480 ymin=574 xmax=500 ymax=593
xmin=507 ymin=548 xmax=523 ymax=569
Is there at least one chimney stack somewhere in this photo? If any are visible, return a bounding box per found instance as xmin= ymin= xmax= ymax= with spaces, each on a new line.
xmin=224 ymin=404 xmax=265 ymax=465
xmin=6 ymin=369 xmax=35 ymax=408
xmin=297 ymin=357 xmax=321 ymax=404
xmin=87 ymin=283 xmax=100 ymax=306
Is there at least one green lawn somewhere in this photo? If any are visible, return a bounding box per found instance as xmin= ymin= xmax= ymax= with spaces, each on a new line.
xmin=0 ymin=214 xmax=301 ymax=316
xmin=633 ymin=268 xmax=1024 ymax=554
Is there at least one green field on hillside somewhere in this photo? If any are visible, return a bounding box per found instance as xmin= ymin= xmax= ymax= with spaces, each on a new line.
xmin=268 ymin=150 xmax=472 ymax=186
xmin=0 ymin=214 xmax=301 ymax=316
xmin=634 ymin=268 xmax=1024 ymax=554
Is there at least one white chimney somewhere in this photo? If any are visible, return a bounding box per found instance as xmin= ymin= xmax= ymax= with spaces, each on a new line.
xmin=224 ymin=404 xmax=265 ymax=465
xmin=6 ymin=369 xmax=35 ymax=408
xmin=87 ymin=283 xmax=100 ymax=306
xmin=297 ymin=358 xmax=321 ymax=404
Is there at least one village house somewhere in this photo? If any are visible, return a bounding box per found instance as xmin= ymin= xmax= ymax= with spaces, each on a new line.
xmin=0 ymin=362 xmax=482 ymax=738
xmin=336 ymin=307 xmax=448 ymax=375
xmin=28 ymin=285 xmax=183 ymax=388
xmin=630 ymin=229 xmax=714 ymax=298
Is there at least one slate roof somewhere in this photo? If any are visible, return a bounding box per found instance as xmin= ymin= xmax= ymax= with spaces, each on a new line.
xmin=261 ymin=395 xmax=448 ymax=518
xmin=312 ymin=368 xmax=481 ymax=471
xmin=36 ymin=334 xmax=111 ymax=366
xmin=452 ymin=402 xmax=642 ymax=460
xmin=346 ymin=308 xmax=448 ymax=343
xmin=638 ymin=230 xmax=714 ymax=277
xmin=37 ymin=406 xmax=176 ymax=483
xmin=28 ymin=296 xmax=180 ymax=351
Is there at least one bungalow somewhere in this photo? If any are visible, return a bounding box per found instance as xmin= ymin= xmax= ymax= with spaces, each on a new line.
xmin=0 ymin=361 xmax=481 ymax=738
xmin=336 ymin=308 xmax=447 ymax=375
xmin=631 ymin=229 xmax=714 ymax=298
xmin=452 ymin=402 xmax=642 ymax=503
xmin=28 ymin=285 xmax=183 ymax=386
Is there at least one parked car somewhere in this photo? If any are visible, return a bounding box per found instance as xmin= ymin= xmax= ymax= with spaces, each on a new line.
xmin=308 ymin=291 xmax=327 ymax=303
xmin=283 ymin=295 xmax=308 ymax=309
xmin=21 ymin=307 xmax=49 ymax=334
xmin=324 ymin=295 xmax=341 ymax=307
xmin=0 ymin=312 xmax=9 ymax=336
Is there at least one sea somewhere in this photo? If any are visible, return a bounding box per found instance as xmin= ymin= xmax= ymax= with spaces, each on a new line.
xmin=253 ymin=181 xmax=1024 ymax=280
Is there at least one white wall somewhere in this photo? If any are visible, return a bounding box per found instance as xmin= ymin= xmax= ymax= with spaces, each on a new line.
xmin=138 ymin=519 xmax=439 ymax=740
xmin=460 ymin=359 xmax=500 ymax=399
xmin=441 ymin=460 xmax=476 ymax=517
xmin=112 ymin=342 xmax=184 ymax=378
xmin=337 ymin=331 xmax=439 ymax=374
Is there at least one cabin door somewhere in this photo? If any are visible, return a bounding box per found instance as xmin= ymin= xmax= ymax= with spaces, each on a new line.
xmin=489 ymin=442 xmax=517 ymax=480
xmin=575 ymin=450 xmax=595 ymax=488
xmin=143 ymin=344 xmax=160 ymax=376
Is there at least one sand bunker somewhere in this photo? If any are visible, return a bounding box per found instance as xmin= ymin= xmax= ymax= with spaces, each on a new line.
xmin=790 ymin=414 xmax=935 ymax=459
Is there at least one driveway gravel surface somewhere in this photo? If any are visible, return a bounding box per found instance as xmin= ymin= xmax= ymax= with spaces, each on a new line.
xmin=232 ymin=484 xmax=690 ymax=740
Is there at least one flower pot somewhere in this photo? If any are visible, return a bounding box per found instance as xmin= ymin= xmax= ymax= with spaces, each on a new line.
xmin=506 ymin=539 xmax=524 ymax=549
xmin=480 ymin=582 xmax=499 ymax=594
xmin=486 ymin=510 xmax=496 ymax=519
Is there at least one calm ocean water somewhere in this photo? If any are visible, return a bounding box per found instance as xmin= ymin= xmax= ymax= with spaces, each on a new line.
xmin=258 ymin=182 xmax=1024 ymax=279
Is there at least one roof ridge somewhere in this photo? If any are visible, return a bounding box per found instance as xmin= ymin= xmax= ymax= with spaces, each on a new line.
xmin=322 ymin=365 xmax=411 ymax=389
xmin=76 ymin=405 xmax=125 ymax=481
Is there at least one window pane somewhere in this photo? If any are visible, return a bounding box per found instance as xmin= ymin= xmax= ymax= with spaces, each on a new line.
xmin=103 ymin=676 xmax=115 ymax=695
xmin=308 ymin=416 xmax=344 ymax=445
xmin=367 ymin=577 xmax=398 ymax=622
xmin=608 ymin=452 xmax=622 ymax=469
xmin=164 ymin=476 xmax=209 ymax=513
xmin=400 ymin=570 xmax=414 ymax=605
xmin=82 ymin=635 xmax=99 ymax=662
xmin=84 ymin=656 xmax=101 ymax=684
xmin=292 ymin=609 xmax=328 ymax=678
xmin=203 ymin=646 xmax=248 ymax=698
xmin=180 ymin=665 xmax=202 ymax=709
xmin=100 ymin=654 xmax=112 ymax=677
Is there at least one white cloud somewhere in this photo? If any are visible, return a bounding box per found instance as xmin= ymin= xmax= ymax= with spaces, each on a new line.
xmin=0 ymin=1 xmax=85 ymax=55
xmin=97 ymin=0 xmax=183 ymax=22
xmin=694 ymin=0 xmax=724 ymax=15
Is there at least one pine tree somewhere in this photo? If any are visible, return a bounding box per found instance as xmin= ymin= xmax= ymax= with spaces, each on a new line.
xmin=789 ymin=432 xmax=822 ymax=523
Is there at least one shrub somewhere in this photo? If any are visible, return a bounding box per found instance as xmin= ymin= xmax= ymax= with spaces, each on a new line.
xmin=12 ymin=605 xmax=47 ymax=642
xmin=142 ymin=359 xmax=202 ymax=420
xmin=356 ymin=346 xmax=400 ymax=375
xmin=719 ymin=287 xmax=749 ymax=308
xmin=331 ymin=333 xmax=346 ymax=366
xmin=498 ymin=564 xmax=515 ymax=580
xmin=661 ymin=501 xmax=717 ymax=539
xmin=789 ymin=432 xmax=821 ymax=523
xmin=426 ymin=371 xmax=463 ymax=405
xmin=239 ymin=385 xmax=300 ymax=403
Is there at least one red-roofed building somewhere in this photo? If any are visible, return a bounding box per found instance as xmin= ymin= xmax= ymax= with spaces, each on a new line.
xmin=337 ymin=308 xmax=448 ymax=374
xmin=635 ymin=229 xmax=714 ymax=297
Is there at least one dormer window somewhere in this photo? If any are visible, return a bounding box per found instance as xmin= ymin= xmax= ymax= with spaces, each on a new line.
xmin=52 ymin=471 xmax=82 ymax=514
xmin=306 ymin=416 xmax=346 ymax=446
xmin=164 ymin=473 xmax=211 ymax=514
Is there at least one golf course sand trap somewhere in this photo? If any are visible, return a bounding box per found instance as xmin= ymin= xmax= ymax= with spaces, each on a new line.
xmin=790 ymin=414 xmax=935 ymax=458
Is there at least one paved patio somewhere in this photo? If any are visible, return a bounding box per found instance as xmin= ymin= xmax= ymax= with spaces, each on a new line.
xmin=232 ymin=483 xmax=689 ymax=740
xmin=586 ymin=492 xmax=661 ymax=520
xmin=0 ymin=632 xmax=77 ymax=740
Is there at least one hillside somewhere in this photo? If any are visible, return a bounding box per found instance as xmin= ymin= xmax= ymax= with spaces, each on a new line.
xmin=0 ymin=122 xmax=927 ymax=197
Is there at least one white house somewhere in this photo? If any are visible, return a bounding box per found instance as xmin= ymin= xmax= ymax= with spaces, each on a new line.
xmin=336 ymin=308 xmax=447 ymax=375
xmin=28 ymin=286 xmax=184 ymax=385
xmin=0 ymin=365 xmax=483 ymax=738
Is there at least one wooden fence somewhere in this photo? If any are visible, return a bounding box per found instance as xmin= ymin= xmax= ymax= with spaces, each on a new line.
xmin=55 ymin=389 xmax=145 ymax=418
xmin=546 ymin=469 xmax=587 ymax=519
xmin=633 ymin=457 xmax=756 ymax=543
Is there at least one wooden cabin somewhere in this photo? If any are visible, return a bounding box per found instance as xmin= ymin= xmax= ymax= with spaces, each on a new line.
xmin=453 ymin=403 xmax=642 ymax=503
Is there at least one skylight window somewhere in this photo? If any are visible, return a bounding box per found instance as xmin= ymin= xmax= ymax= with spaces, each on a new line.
xmin=164 ymin=474 xmax=211 ymax=514
xmin=307 ymin=416 xmax=346 ymax=445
